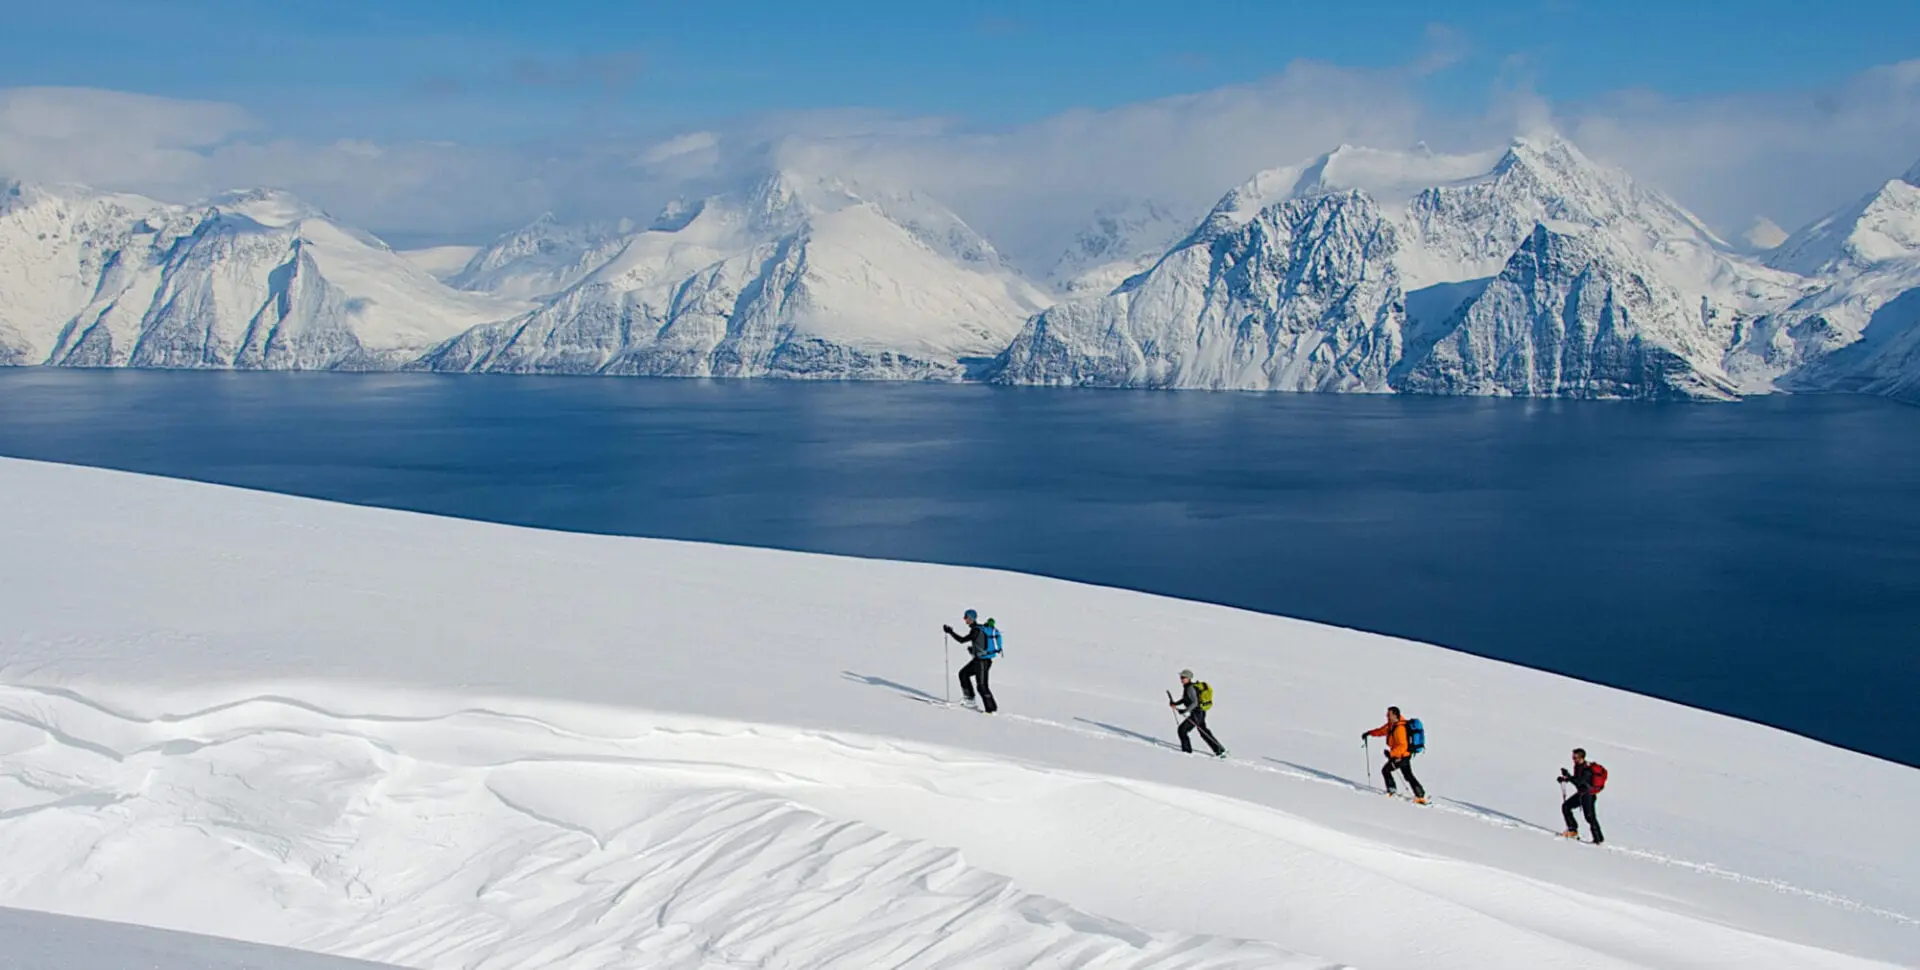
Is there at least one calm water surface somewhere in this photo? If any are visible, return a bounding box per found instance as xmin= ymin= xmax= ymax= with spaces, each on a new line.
xmin=0 ymin=370 xmax=1914 ymax=765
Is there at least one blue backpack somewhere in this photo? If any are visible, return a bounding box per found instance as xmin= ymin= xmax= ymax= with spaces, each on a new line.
xmin=981 ymin=620 xmax=1004 ymax=659
xmin=1406 ymin=718 xmax=1425 ymax=755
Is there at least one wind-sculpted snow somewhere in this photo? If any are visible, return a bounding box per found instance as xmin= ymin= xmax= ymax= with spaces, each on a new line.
xmin=0 ymin=459 xmax=1914 ymax=969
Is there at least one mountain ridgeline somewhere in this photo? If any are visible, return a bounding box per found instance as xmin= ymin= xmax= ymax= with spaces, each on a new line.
xmin=3 ymin=134 xmax=1917 ymax=402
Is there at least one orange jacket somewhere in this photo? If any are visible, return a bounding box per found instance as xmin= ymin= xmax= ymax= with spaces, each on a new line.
xmin=1367 ymin=719 xmax=1410 ymax=758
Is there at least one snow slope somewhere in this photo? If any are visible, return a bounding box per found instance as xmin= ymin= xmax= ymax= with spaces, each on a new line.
xmin=0 ymin=181 xmax=525 ymax=369
xmin=0 ymin=459 xmax=1913 ymax=969
xmin=419 ymin=173 xmax=1049 ymax=381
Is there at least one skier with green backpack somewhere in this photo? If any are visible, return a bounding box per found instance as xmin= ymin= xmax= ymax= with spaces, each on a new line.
xmin=1168 ymin=670 xmax=1227 ymax=758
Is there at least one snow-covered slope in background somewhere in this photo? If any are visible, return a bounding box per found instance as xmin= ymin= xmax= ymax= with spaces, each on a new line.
xmin=0 ymin=459 xmax=1914 ymax=970
xmin=1041 ymin=199 xmax=1196 ymax=297
xmin=397 ymin=245 xmax=481 ymax=281
xmin=444 ymin=214 xmax=635 ymax=300
xmin=0 ymin=181 xmax=525 ymax=369
xmin=994 ymin=135 xmax=1796 ymax=398
xmin=419 ymin=172 xmax=1048 ymax=381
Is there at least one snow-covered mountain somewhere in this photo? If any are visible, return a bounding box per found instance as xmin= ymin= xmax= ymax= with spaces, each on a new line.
xmin=1766 ymin=161 xmax=1920 ymax=277
xmin=419 ymin=172 xmax=1049 ymax=381
xmin=1399 ymin=225 xmax=1742 ymax=399
xmin=4 ymin=142 xmax=1919 ymax=402
xmin=1040 ymin=199 xmax=1195 ymax=297
xmin=997 ymin=189 xmax=1407 ymax=392
xmin=444 ymin=213 xmax=635 ymax=300
xmin=1726 ymin=158 xmax=1920 ymax=401
xmin=995 ymin=135 xmax=1793 ymax=399
xmin=0 ymin=181 xmax=523 ymax=369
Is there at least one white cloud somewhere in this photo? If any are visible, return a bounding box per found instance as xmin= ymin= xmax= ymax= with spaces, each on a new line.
xmin=0 ymin=87 xmax=251 ymax=190
xmin=4 ymin=59 xmax=1920 ymax=257
xmin=1560 ymin=60 xmax=1920 ymax=234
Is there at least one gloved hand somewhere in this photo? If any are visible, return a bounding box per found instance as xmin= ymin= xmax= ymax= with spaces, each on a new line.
xmin=942 ymin=625 xmax=954 ymax=635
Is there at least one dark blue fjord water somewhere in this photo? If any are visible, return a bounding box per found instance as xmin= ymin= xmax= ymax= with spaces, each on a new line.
xmin=0 ymin=369 xmax=1915 ymax=766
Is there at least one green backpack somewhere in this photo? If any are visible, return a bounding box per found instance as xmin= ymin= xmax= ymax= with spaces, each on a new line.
xmin=1196 ymin=681 xmax=1213 ymax=711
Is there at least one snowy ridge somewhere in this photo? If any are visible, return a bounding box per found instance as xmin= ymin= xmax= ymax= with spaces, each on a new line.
xmin=0 ymin=459 xmax=1914 ymax=969
xmin=994 ymin=135 xmax=1785 ymax=399
xmin=0 ymin=181 xmax=525 ymax=369
xmin=1766 ymin=166 xmax=1920 ymax=277
xmin=1732 ymin=157 xmax=1920 ymax=398
xmin=419 ymin=171 xmax=1048 ymax=381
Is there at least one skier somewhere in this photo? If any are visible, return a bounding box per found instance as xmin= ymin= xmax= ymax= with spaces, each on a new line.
xmin=942 ymin=609 xmax=998 ymax=713
xmin=1169 ymin=669 xmax=1226 ymax=757
xmin=1559 ymin=748 xmax=1606 ymax=844
xmin=1362 ymin=706 xmax=1427 ymax=803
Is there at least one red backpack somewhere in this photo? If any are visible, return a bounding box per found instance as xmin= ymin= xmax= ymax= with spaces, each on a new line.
xmin=1589 ymin=763 xmax=1609 ymax=793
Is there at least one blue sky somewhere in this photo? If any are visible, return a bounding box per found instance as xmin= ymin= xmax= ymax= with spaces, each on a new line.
xmin=7 ymin=0 xmax=1917 ymax=141
xmin=2 ymin=0 xmax=1917 ymax=245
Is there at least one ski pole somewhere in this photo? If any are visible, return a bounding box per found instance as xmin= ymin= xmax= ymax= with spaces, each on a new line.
xmin=943 ymin=633 xmax=951 ymax=704
xmin=1362 ymin=736 xmax=1371 ymax=789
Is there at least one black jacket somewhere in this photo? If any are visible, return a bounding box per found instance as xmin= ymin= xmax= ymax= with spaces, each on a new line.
xmin=1562 ymin=762 xmax=1599 ymax=795
xmin=1173 ymin=681 xmax=1204 ymax=714
xmin=947 ymin=622 xmax=990 ymax=659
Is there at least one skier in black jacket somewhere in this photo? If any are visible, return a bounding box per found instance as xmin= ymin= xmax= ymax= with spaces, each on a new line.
xmin=942 ymin=609 xmax=998 ymax=713
xmin=1559 ymin=748 xmax=1605 ymax=844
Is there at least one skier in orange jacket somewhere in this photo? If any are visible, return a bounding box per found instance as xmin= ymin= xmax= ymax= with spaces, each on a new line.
xmin=1363 ymin=706 xmax=1427 ymax=803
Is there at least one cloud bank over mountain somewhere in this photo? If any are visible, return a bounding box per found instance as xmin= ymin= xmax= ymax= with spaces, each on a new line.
xmin=4 ymin=52 xmax=1917 ymax=255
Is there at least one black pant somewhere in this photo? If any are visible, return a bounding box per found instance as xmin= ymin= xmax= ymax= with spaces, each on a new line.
xmin=1382 ymin=755 xmax=1425 ymax=798
xmin=958 ymin=657 xmax=996 ymax=712
xmin=1178 ymin=709 xmax=1224 ymax=754
xmin=1562 ymin=791 xmax=1603 ymax=842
